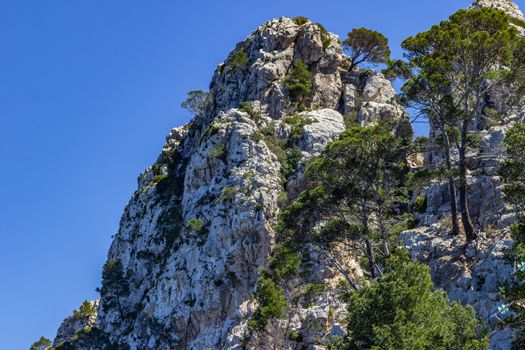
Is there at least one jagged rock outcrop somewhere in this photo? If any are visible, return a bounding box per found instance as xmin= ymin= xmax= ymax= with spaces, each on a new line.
xmin=401 ymin=226 xmax=515 ymax=350
xmin=48 ymin=16 xmax=407 ymax=350
xmin=48 ymin=1 xmax=525 ymax=349
xmin=53 ymin=301 xmax=99 ymax=348
xmin=470 ymin=0 xmax=525 ymax=21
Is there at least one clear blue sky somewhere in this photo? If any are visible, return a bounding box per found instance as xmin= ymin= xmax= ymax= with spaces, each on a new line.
xmin=3 ymin=0 xmax=520 ymax=348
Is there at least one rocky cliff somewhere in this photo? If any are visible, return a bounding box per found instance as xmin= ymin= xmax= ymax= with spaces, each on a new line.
xmin=46 ymin=1 xmax=525 ymax=349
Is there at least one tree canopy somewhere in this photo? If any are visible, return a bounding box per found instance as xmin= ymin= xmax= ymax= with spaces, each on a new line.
xmin=401 ymin=7 xmax=525 ymax=240
xmin=340 ymin=255 xmax=489 ymax=350
xmin=180 ymin=90 xmax=211 ymax=115
xmin=343 ymin=28 xmax=391 ymax=71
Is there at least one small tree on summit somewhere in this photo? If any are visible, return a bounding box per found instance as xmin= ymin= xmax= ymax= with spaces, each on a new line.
xmin=30 ymin=336 xmax=52 ymax=350
xmin=343 ymin=28 xmax=391 ymax=71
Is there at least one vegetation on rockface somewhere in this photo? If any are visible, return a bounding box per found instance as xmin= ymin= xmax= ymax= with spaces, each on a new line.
xmin=180 ymin=90 xmax=211 ymax=115
xmin=248 ymin=114 xmax=488 ymax=346
xmin=501 ymin=123 xmax=525 ymax=213
xmin=400 ymin=7 xmax=525 ymax=241
xmin=343 ymin=28 xmax=391 ymax=71
xmin=247 ymin=274 xmax=288 ymax=332
xmin=315 ymin=22 xmax=332 ymax=50
xmin=500 ymin=123 xmax=525 ymax=348
xmin=279 ymin=124 xmax=409 ymax=284
xmin=292 ymin=16 xmax=309 ymax=26
xmin=284 ymin=59 xmax=313 ymax=109
xmin=186 ymin=217 xmax=205 ymax=233
xmin=73 ymin=300 xmax=97 ymax=318
xmin=336 ymin=254 xmax=489 ymax=350
xmin=228 ymin=48 xmax=249 ymax=70
xmin=97 ymin=259 xmax=129 ymax=318
xmin=53 ymin=327 xmax=123 ymax=350
xmin=30 ymin=336 xmax=52 ymax=350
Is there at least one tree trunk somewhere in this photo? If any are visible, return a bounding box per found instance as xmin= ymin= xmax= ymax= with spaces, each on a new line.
xmin=440 ymin=125 xmax=460 ymax=236
xmin=361 ymin=210 xmax=377 ymax=278
xmin=364 ymin=237 xmax=377 ymax=279
xmin=459 ymin=118 xmax=477 ymax=241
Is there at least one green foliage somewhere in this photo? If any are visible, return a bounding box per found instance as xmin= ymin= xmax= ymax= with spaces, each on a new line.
xmin=277 ymin=124 xmax=409 ymax=280
xmin=284 ymin=59 xmax=313 ymax=103
xmin=187 ymin=218 xmax=205 ymax=233
xmin=283 ymin=114 xmax=313 ymax=145
xmin=340 ymin=255 xmax=489 ymax=350
xmin=248 ymin=275 xmax=287 ymax=332
xmin=500 ymin=124 xmax=525 ymax=348
xmin=268 ymin=244 xmax=301 ymax=281
xmin=500 ymin=123 xmax=525 ymax=211
xmin=209 ymin=143 xmax=227 ymax=159
xmin=98 ymin=259 xmax=129 ymax=317
xmin=412 ymin=136 xmax=429 ymax=153
xmin=343 ymin=112 xmax=359 ymax=129
xmin=239 ymin=102 xmax=263 ymax=124
xmin=292 ymin=16 xmax=309 ymax=25
xmin=399 ymin=7 xmax=525 ymax=240
xmin=510 ymin=16 xmax=525 ymax=29
xmin=180 ymin=90 xmax=211 ymax=115
xmin=389 ymin=214 xmax=417 ymax=240
xmin=228 ymin=48 xmax=249 ymax=70
xmin=219 ymin=186 xmax=236 ymax=202
xmin=73 ymin=300 xmax=97 ymax=318
xmin=30 ymin=336 xmax=52 ymax=350
xmin=202 ymin=124 xmax=221 ymax=141
xmin=289 ymin=330 xmax=303 ymax=342
xmin=302 ymin=283 xmax=327 ymax=305
xmin=343 ymin=28 xmax=391 ymax=70
xmin=413 ymin=194 xmax=427 ymax=213
xmin=315 ymin=22 xmax=332 ymax=49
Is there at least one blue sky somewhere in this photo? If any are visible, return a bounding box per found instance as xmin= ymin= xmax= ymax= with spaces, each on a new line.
xmin=2 ymin=0 xmax=520 ymax=348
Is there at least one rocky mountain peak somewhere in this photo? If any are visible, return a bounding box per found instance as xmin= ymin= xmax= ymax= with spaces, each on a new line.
xmin=470 ymin=0 xmax=525 ymax=20
xmin=45 ymin=15 xmax=410 ymax=350
xmin=209 ymin=16 xmax=347 ymax=119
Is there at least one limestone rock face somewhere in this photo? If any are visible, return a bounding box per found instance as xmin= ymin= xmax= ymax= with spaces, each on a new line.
xmin=401 ymin=225 xmax=515 ymax=350
xmin=41 ymin=16 xmax=406 ymax=350
xmin=53 ymin=300 xmax=99 ymax=347
xmin=470 ymin=0 xmax=525 ymax=20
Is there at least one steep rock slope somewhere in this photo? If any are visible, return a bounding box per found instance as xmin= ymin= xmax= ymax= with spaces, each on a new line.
xmin=50 ymin=17 xmax=407 ymax=350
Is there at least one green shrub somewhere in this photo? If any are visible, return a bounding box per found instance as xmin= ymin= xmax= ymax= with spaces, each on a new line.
xmin=284 ymin=59 xmax=313 ymax=103
xmin=239 ymin=102 xmax=263 ymax=124
xmin=289 ymin=330 xmax=303 ymax=342
xmin=202 ymin=124 xmax=221 ymax=141
xmin=187 ymin=218 xmax=205 ymax=232
xmin=303 ymin=283 xmax=326 ymax=305
xmin=343 ymin=112 xmax=360 ymax=129
xmin=228 ymin=48 xmax=249 ymax=70
xmin=511 ymin=16 xmax=525 ymax=28
xmin=248 ymin=275 xmax=287 ymax=332
xmin=219 ymin=186 xmax=236 ymax=202
xmin=292 ymin=16 xmax=309 ymax=25
xmin=209 ymin=144 xmax=227 ymax=159
xmin=413 ymin=194 xmax=427 ymax=213
xmin=315 ymin=23 xmax=331 ymax=49
xmin=283 ymin=114 xmax=313 ymax=145
xmin=73 ymin=300 xmax=97 ymax=318
xmin=342 ymin=255 xmax=489 ymax=349
xmin=30 ymin=336 xmax=52 ymax=350
xmin=252 ymin=131 xmax=264 ymax=142
xmin=269 ymin=244 xmax=301 ymax=281
xmin=153 ymin=173 xmax=168 ymax=184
